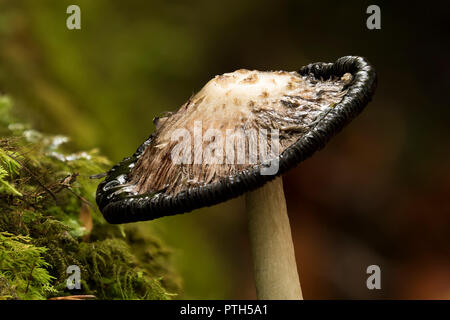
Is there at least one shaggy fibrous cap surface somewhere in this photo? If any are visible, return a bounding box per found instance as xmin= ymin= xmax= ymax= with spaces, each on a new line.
xmin=97 ymin=56 xmax=377 ymax=224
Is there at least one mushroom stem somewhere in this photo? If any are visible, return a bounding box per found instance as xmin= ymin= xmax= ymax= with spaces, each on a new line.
xmin=246 ymin=177 xmax=303 ymax=300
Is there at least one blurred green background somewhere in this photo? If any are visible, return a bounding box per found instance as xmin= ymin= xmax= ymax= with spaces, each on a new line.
xmin=0 ymin=0 xmax=449 ymax=298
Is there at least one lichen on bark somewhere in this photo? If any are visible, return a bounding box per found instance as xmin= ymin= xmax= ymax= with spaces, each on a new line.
xmin=0 ymin=95 xmax=180 ymax=300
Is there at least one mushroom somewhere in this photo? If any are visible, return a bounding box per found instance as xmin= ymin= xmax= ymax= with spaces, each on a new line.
xmin=96 ymin=56 xmax=377 ymax=299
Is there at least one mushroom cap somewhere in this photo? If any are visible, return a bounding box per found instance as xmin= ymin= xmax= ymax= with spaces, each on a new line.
xmin=96 ymin=56 xmax=377 ymax=224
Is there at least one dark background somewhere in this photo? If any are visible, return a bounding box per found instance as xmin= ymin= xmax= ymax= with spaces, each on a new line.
xmin=0 ymin=0 xmax=449 ymax=299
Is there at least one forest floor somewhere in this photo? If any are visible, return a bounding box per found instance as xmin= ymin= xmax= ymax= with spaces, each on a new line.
xmin=0 ymin=95 xmax=180 ymax=300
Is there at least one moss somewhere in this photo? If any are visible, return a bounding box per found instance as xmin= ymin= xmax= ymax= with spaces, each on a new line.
xmin=0 ymin=232 xmax=57 ymax=300
xmin=0 ymin=95 xmax=180 ymax=300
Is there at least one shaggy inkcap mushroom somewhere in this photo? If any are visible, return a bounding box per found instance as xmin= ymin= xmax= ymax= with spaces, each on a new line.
xmin=96 ymin=56 xmax=377 ymax=299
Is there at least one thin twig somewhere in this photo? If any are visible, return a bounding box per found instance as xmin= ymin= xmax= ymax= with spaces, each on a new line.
xmin=25 ymin=260 xmax=37 ymax=294
xmin=6 ymin=152 xmax=57 ymax=202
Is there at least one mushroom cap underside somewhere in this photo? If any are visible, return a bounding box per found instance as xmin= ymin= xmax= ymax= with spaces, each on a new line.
xmin=96 ymin=56 xmax=377 ymax=224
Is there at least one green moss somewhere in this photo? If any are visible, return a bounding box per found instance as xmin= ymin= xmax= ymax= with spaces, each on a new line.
xmin=0 ymin=95 xmax=180 ymax=300
xmin=0 ymin=232 xmax=57 ymax=300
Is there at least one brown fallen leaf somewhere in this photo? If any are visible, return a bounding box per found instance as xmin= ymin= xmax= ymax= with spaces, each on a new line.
xmin=79 ymin=202 xmax=93 ymax=240
xmin=49 ymin=295 xmax=96 ymax=300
